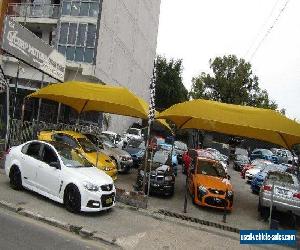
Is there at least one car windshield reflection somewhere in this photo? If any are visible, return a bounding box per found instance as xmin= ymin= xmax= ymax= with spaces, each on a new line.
xmin=54 ymin=144 xmax=93 ymax=168
xmin=77 ymin=138 xmax=99 ymax=153
xmin=197 ymin=160 xmax=226 ymax=178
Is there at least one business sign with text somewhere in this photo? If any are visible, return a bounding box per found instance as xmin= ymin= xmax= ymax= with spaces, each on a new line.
xmin=1 ymin=16 xmax=65 ymax=81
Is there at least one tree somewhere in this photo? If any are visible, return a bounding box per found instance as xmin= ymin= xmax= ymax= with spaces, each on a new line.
xmin=154 ymin=56 xmax=188 ymax=110
xmin=189 ymin=55 xmax=278 ymax=110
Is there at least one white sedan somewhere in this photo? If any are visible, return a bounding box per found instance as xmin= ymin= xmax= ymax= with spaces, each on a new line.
xmin=5 ymin=140 xmax=116 ymax=213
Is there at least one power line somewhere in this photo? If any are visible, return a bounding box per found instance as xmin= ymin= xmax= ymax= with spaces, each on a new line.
xmin=244 ymin=0 xmax=281 ymax=59
xmin=249 ymin=0 xmax=291 ymax=61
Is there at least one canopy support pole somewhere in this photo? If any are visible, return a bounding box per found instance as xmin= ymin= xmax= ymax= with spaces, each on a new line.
xmin=77 ymin=100 xmax=88 ymax=125
xmin=146 ymin=149 xmax=154 ymax=197
xmin=142 ymin=119 xmax=152 ymax=195
xmin=20 ymin=99 xmax=26 ymax=124
xmin=36 ymin=74 xmax=44 ymax=125
xmin=56 ymin=103 xmax=61 ymax=124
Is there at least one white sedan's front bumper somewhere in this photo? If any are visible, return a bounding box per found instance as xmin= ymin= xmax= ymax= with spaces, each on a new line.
xmin=80 ymin=189 xmax=116 ymax=212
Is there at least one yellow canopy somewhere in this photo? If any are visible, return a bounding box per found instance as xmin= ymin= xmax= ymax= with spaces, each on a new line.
xmin=156 ymin=99 xmax=300 ymax=149
xmin=27 ymin=81 xmax=148 ymax=119
xmin=136 ymin=96 xmax=173 ymax=132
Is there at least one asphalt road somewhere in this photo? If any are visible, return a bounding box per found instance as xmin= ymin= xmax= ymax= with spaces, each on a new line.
xmin=0 ymin=207 xmax=108 ymax=250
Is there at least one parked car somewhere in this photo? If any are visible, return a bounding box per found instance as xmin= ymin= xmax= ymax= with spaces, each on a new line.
xmin=174 ymin=141 xmax=188 ymax=164
xmin=188 ymin=157 xmax=234 ymax=211
xmin=124 ymin=139 xmax=146 ymax=167
xmin=38 ymin=130 xmax=118 ymax=180
xmin=233 ymin=154 xmax=250 ymax=171
xmin=245 ymin=160 xmax=273 ymax=183
xmin=136 ymin=150 xmax=175 ymax=196
xmin=184 ymin=149 xmax=226 ymax=174
xmin=101 ymin=131 xmax=127 ymax=149
xmin=271 ymin=148 xmax=297 ymax=164
xmin=5 ymin=140 xmax=116 ymax=213
xmin=240 ymin=159 xmax=272 ymax=179
xmin=258 ymin=171 xmax=300 ymax=220
xmin=250 ymin=149 xmax=279 ymax=164
xmin=251 ymin=164 xmax=288 ymax=193
xmin=158 ymin=143 xmax=178 ymax=175
xmin=206 ymin=148 xmax=229 ymax=162
xmin=84 ymin=133 xmax=133 ymax=173
xmin=123 ymin=128 xmax=143 ymax=141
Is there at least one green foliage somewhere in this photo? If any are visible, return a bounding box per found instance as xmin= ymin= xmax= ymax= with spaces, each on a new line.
xmin=189 ymin=55 xmax=278 ymax=110
xmin=155 ymin=55 xmax=188 ymax=110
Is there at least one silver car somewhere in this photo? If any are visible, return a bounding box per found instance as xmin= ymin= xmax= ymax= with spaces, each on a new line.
xmin=84 ymin=133 xmax=133 ymax=173
xmin=258 ymin=171 xmax=300 ymax=220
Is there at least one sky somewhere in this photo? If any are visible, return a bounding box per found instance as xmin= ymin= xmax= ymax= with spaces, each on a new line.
xmin=156 ymin=0 xmax=300 ymax=121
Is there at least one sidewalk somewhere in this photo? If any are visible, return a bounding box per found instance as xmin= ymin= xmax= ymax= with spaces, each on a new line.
xmin=0 ymin=170 xmax=291 ymax=249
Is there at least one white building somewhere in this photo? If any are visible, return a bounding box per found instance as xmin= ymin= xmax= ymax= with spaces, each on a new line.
xmin=0 ymin=0 xmax=161 ymax=132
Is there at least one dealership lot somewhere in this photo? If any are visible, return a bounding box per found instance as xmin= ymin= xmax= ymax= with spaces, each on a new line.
xmin=115 ymin=164 xmax=300 ymax=231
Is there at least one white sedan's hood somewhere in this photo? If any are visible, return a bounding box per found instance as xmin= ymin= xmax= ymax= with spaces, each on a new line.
xmin=65 ymin=167 xmax=113 ymax=186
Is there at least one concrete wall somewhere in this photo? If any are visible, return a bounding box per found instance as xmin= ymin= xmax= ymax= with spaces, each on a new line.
xmin=95 ymin=0 xmax=161 ymax=133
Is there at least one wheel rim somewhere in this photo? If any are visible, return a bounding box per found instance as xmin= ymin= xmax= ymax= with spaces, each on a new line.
xmin=67 ymin=188 xmax=77 ymax=208
xmin=12 ymin=169 xmax=20 ymax=185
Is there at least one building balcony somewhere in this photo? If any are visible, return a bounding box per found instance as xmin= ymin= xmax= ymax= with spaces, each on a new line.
xmin=7 ymin=3 xmax=60 ymax=24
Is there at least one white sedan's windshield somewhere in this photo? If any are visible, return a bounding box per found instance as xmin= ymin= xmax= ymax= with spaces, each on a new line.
xmin=54 ymin=144 xmax=93 ymax=168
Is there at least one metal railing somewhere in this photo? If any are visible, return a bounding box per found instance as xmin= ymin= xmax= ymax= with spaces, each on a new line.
xmin=7 ymin=3 xmax=60 ymax=19
xmin=8 ymin=119 xmax=102 ymax=147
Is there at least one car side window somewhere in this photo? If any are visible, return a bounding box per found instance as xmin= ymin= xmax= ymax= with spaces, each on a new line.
xmin=53 ymin=133 xmax=78 ymax=148
xmin=21 ymin=143 xmax=29 ymax=154
xmin=25 ymin=142 xmax=42 ymax=160
xmin=41 ymin=145 xmax=59 ymax=165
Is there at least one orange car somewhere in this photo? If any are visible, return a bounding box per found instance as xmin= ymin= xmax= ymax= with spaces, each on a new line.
xmin=188 ymin=157 xmax=234 ymax=211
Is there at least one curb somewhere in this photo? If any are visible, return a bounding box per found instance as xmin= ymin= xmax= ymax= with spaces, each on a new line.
xmin=0 ymin=200 xmax=22 ymax=212
xmin=0 ymin=199 xmax=120 ymax=248
xmin=116 ymin=203 xmax=241 ymax=237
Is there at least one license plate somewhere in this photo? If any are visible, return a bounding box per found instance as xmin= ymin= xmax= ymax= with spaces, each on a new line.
xmin=106 ymin=197 xmax=113 ymax=204
xmin=276 ymin=188 xmax=289 ymax=195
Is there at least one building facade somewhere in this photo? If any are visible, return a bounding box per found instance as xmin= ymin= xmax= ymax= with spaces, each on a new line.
xmin=0 ymin=0 xmax=161 ymax=132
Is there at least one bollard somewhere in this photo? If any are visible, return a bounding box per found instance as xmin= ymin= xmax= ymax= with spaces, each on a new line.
xmin=223 ymin=189 xmax=228 ymax=223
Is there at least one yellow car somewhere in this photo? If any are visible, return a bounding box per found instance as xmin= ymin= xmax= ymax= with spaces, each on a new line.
xmin=38 ymin=130 xmax=118 ymax=180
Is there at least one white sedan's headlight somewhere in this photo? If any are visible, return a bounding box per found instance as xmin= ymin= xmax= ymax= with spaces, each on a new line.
xmin=83 ymin=182 xmax=99 ymax=192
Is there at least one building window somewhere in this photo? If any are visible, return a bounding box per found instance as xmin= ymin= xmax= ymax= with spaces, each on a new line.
xmin=61 ymin=0 xmax=99 ymax=17
xmin=57 ymin=22 xmax=96 ymax=63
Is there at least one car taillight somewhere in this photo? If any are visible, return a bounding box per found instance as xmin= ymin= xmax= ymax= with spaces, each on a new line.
xmin=293 ymin=193 xmax=300 ymax=199
xmin=263 ymin=185 xmax=272 ymax=191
